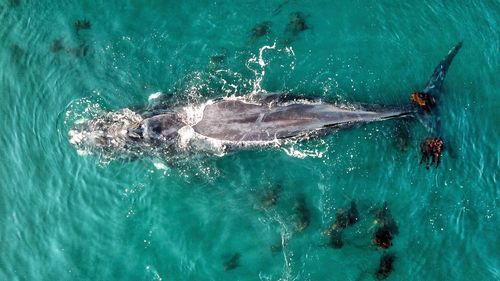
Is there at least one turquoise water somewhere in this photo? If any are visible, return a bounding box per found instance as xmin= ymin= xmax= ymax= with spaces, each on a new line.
xmin=1 ymin=0 xmax=499 ymax=280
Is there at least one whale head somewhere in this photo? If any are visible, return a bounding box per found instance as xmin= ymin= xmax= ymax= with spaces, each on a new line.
xmin=68 ymin=109 xmax=186 ymax=157
xmin=68 ymin=108 xmax=144 ymax=155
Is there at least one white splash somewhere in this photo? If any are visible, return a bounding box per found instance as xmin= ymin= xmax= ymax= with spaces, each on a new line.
xmin=247 ymin=42 xmax=276 ymax=95
xmin=153 ymin=161 xmax=168 ymax=171
xmin=177 ymin=125 xmax=196 ymax=149
xmin=68 ymin=108 xmax=143 ymax=155
xmin=179 ymin=101 xmax=212 ymax=126
xmin=284 ymin=45 xmax=296 ymax=70
xmin=282 ymin=147 xmax=324 ymax=159
xmin=148 ymin=91 xmax=163 ymax=102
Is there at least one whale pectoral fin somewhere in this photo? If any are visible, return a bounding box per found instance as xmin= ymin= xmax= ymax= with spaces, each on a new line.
xmin=423 ymin=41 xmax=463 ymax=95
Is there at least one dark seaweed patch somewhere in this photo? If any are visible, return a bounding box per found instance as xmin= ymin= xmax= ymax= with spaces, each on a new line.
xmin=328 ymin=228 xmax=343 ymax=249
xmin=223 ymin=253 xmax=240 ymax=271
xmin=9 ymin=0 xmax=21 ymax=7
xmin=50 ymin=39 xmax=64 ymax=53
xmin=376 ymin=253 xmax=396 ymax=280
xmin=74 ymin=19 xmax=91 ymax=35
xmin=251 ymin=21 xmax=272 ymax=39
xmin=293 ymin=195 xmax=310 ymax=232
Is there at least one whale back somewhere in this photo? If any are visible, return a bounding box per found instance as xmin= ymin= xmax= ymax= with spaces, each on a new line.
xmin=192 ymin=100 xmax=410 ymax=142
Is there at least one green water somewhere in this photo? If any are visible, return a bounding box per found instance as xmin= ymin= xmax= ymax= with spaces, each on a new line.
xmin=1 ymin=1 xmax=499 ymax=280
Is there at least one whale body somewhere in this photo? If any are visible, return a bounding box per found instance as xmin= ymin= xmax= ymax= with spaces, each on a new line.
xmin=69 ymin=42 xmax=461 ymax=156
xmin=137 ymin=100 xmax=413 ymax=145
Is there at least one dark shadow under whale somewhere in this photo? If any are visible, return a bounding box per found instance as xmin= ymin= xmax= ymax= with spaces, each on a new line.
xmin=69 ymin=42 xmax=462 ymax=160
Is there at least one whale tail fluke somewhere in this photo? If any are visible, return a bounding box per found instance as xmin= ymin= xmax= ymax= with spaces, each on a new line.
xmin=413 ymin=42 xmax=462 ymax=169
xmin=422 ymin=41 xmax=463 ymax=96
xmin=411 ymin=42 xmax=462 ymax=113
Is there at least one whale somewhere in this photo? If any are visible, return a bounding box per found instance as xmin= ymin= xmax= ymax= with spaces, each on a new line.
xmin=69 ymin=42 xmax=462 ymax=159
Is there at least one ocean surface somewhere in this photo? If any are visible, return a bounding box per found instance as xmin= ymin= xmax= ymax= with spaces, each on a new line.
xmin=0 ymin=0 xmax=498 ymax=280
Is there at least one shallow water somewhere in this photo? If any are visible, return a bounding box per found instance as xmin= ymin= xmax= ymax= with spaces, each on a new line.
xmin=0 ymin=1 xmax=499 ymax=280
